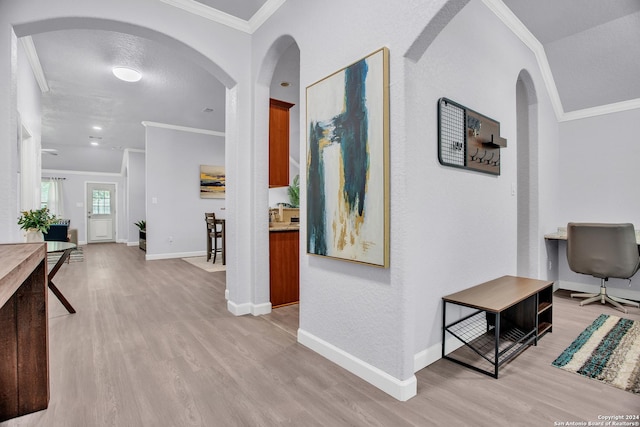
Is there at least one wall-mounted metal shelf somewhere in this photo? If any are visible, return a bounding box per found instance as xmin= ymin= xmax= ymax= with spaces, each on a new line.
xmin=437 ymin=97 xmax=507 ymax=175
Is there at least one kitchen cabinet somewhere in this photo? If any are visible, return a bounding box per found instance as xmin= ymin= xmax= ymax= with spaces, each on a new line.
xmin=269 ymin=229 xmax=299 ymax=307
xmin=269 ymin=98 xmax=294 ymax=188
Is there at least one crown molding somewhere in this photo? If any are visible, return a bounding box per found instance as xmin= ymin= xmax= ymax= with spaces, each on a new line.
xmin=159 ymin=0 xmax=285 ymax=34
xmin=482 ymin=0 xmax=640 ymax=122
xmin=559 ymin=98 xmax=640 ymax=122
xmin=141 ymin=121 xmax=225 ymax=137
xmin=248 ymin=0 xmax=287 ymax=33
xmin=481 ymin=0 xmax=564 ymax=120
xmin=20 ymin=36 xmax=50 ymax=93
xmin=42 ymin=168 xmax=122 ymax=177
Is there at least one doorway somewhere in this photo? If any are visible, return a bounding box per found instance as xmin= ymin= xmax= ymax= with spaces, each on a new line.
xmin=86 ymin=182 xmax=116 ymax=243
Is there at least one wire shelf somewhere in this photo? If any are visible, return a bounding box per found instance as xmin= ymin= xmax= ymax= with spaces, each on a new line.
xmin=445 ymin=311 xmax=535 ymax=365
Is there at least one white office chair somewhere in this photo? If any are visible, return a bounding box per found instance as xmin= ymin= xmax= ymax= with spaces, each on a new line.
xmin=567 ymin=222 xmax=640 ymax=313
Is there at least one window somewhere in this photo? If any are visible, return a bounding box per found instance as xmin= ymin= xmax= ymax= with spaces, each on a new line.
xmin=92 ymin=190 xmax=111 ymax=215
xmin=41 ymin=182 xmax=50 ymax=209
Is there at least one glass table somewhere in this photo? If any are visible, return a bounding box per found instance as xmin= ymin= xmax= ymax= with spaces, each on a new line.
xmin=47 ymin=241 xmax=76 ymax=314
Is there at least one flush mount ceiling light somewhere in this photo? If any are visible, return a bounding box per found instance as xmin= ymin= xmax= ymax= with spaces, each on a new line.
xmin=92 ymin=125 xmax=102 ymax=131
xmin=112 ymin=66 xmax=142 ymax=82
xmin=90 ymin=141 xmax=99 ymax=146
xmin=280 ymin=81 xmax=291 ymax=87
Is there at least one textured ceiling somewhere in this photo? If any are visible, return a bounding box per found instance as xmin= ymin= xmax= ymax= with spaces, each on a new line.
xmin=35 ymin=29 xmax=225 ymax=172
xmin=502 ymin=0 xmax=640 ymax=112
xmin=193 ymin=0 xmax=267 ymax=20
xmin=33 ymin=0 xmax=640 ymax=172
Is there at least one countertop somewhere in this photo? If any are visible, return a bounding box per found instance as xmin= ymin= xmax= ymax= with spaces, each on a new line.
xmin=269 ymin=222 xmax=300 ymax=232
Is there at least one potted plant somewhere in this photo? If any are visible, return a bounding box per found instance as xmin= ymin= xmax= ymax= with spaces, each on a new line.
xmin=18 ymin=207 xmax=56 ymax=242
xmin=288 ymin=174 xmax=300 ymax=208
xmin=134 ymin=220 xmax=146 ymax=251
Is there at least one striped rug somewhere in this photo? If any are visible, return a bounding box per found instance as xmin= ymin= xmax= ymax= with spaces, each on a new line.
xmin=552 ymin=314 xmax=640 ymax=394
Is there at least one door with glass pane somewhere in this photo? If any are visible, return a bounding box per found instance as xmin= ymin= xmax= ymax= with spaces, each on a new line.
xmin=87 ymin=183 xmax=116 ymax=243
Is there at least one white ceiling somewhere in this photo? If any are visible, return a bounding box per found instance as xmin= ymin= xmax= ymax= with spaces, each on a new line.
xmin=30 ymin=0 xmax=639 ymax=173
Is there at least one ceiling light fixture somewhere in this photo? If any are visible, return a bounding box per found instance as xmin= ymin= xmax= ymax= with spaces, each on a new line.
xmin=92 ymin=125 xmax=102 ymax=131
xmin=90 ymin=141 xmax=99 ymax=146
xmin=280 ymin=81 xmax=290 ymax=87
xmin=112 ymin=66 xmax=142 ymax=82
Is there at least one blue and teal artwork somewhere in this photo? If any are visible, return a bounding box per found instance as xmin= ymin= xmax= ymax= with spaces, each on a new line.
xmin=306 ymin=48 xmax=389 ymax=267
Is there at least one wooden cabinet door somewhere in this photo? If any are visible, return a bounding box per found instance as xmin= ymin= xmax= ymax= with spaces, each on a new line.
xmin=269 ymin=230 xmax=299 ymax=307
xmin=269 ymin=99 xmax=294 ymax=188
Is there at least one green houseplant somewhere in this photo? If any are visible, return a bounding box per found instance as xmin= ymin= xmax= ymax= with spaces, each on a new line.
xmin=18 ymin=207 xmax=56 ymax=242
xmin=18 ymin=207 xmax=56 ymax=233
xmin=287 ymin=174 xmax=300 ymax=208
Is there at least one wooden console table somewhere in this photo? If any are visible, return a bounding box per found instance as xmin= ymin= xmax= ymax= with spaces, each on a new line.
xmin=442 ymin=275 xmax=553 ymax=378
xmin=0 ymin=243 xmax=49 ymax=422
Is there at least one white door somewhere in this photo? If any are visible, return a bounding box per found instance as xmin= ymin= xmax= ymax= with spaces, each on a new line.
xmin=87 ymin=183 xmax=116 ymax=243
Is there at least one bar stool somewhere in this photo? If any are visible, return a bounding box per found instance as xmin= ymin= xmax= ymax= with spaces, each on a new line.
xmin=205 ymin=212 xmax=223 ymax=264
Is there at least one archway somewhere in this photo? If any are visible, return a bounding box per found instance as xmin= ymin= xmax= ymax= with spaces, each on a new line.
xmin=254 ymin=35 xmax=300 ymax=312
xmin=516 ymin=69 xmax=539 ymax=277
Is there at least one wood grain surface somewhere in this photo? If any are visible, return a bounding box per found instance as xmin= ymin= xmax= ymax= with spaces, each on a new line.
xmin=2 ymin=243 xmax=638 ymax=427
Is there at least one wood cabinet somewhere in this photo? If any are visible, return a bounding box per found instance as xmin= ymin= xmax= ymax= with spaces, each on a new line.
xmin=0 ymin=243 xmax=49 ymax=422
xmin=269 ymin=98 xmax=294 ymax=188
xmin=269 ymin=230 xmax=299 ymax=307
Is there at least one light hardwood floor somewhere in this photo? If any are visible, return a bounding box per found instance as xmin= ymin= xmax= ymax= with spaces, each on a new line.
xmin=2 ymin=243 xmax=639 ymax=426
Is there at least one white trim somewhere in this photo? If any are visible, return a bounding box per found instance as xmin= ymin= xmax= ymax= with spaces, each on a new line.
xmin=482 ymin=0 xmax=640 ymax=122
xmin=289 ymin=156 xmax=300 ymax=169
xmin=414 ymin=336 xmax=465 ymax=372
xmin=297 ymin=328 xmax=417 ymax=401
xmin=126 ymin=241 xmax=139 ymax=247
xmin=19 ymin=36 xmax=49 ymax=93
xmin=141 ymin=121 xmax=225 ymax=137
xmin=226 ymin=300 xmax=272 ymax=316
xmin=559 ymin=98 xmax=640 ymax=122
xmin=145 ymin=250 xmax=206 ymax=260
xmin=481 ymin=0 xmax=564 ymax=120
xmin=43 ymin=168 xmax=122 ymax=177
xmin=158 ymin=0 xmax=250 ymax=32
xmin=247 ymin=0 xmax=287 ymax=33
xmin=225 ymin=288 xmax=229 ymax=300
xmin=159 ymin=0 xmax=285 ymax=34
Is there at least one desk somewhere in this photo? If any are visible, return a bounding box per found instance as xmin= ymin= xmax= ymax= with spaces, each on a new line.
xmin=442 ymin=275 xmax=553 ymax=378
xmin=0 ymin=243 xmax=49 ymax=421
xmin=544 ymin=227 xmax=640 ymax=244
xmin=46 ymin=241 xmax=76 ymax=314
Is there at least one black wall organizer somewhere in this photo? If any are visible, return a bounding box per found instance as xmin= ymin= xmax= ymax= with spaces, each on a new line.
xmin=438 ymin=97 xmax=507 ymax=175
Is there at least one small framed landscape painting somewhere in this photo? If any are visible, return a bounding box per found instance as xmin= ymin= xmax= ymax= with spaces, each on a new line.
xmin=200 ymin=165 xmax=225 ymax=199
xmin=306 ymin=47 xmax=390 ymax=268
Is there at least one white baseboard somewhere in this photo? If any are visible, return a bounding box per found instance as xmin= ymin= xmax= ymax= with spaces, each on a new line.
xmin=145 ymin=250 xmax=206 ymax=260
xmin=226 ymin=300 xmax=272 ymax=316
xmin=557 ymin=280 xmax=640 ymax=302
xmin=225 ymin=289 xmax=229 ymax=300
xmin=297 ymin=328 xmax=417 ymax=401
xmin=79 ymin=240 xmax=87 ymax=245
xmin=414 ymin=336 xmax=465 ymax=372
xmin=126 ymin=241 xmax=139 ymax=247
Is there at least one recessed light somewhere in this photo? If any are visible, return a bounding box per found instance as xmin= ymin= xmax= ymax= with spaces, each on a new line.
xmin=92 ymin=125 xmax=102 ymax=131
xmin=280 ymin=81 xmax=290 ymax=87
xmin=112 ymin=66 xmax=142 ymax=82
xmin=90 ymin=141 xmax=99 ymax=146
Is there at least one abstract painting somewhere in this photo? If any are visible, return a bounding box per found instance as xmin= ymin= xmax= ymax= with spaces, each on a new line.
xmin=306 ymin=47 xmax=389 ymax=267
xmin=200 ymin=165 xmax=225 ymax=199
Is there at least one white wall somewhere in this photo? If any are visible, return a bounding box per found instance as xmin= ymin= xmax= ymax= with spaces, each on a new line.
xmin=554 ymin=108 xmax=640 ymax=296
xmin=145 ymin=126 xmax=225 ymax=259
xmin=253 ymin=0 xmax=472 ymax=400
xmin=405 ymin=0 xmax=560 ymax=363
xmin=125 ymin=149 xmax=145 ymax=244
xmin=252 ymin=0 xmax=562 ymax=400
xmin=41 ymin=170 xmax=124 ymax=245
xmin=17 ymin=38 xmax=42 ymax=213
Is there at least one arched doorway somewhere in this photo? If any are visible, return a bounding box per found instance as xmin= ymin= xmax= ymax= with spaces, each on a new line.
xmin=516 ymin=69 xmax=539 ymax=277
